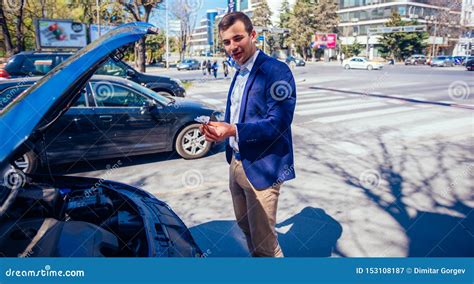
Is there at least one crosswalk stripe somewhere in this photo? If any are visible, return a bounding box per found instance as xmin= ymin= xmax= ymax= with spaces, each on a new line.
xmin=296 ymin=102 xmax=386 ymax=116
xmin=297 ymin=98 xmax=378 ymax=111
xmin=311 ymin=106 xmax=416 ymax=123
xmin=383 ymin=117 xmax=473 ymax=140
xmin=297 ymin=96 xmax=346 ymax=103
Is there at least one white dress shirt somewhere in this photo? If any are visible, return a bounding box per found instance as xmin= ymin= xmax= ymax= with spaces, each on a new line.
xmin=229 ymin=49 xmax=260 ymax=153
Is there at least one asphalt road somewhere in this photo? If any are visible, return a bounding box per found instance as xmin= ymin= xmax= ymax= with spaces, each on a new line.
xmin=55 ymin=62 xmax=473 ymax=257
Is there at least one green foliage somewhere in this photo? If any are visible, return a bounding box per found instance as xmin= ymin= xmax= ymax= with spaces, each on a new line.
xmin=288 ymin=0 xmax=338 ymax=58
xmin=378 ymin=12 xmax=429 ymax=60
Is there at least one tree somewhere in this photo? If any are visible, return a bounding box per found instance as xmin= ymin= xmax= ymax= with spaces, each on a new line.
xmin=0 ymin=1 xmax=14 ymax=57
xmin=119 ymin=0 xmax=163 ymax=72
xmin=252 ymin=0 xmax=272 ymax=27
xmin=378 ymin=12 xmax=429 ymax=61
xmin=288 ymin=0 xmax=338 ymax=60
xmin=170 ymin=0 xmax=198 ymax=61
xmin=276 ymin=0 xmax=291 ymax=49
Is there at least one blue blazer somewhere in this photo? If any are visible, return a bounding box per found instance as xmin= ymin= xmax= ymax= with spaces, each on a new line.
xmin=224 ymin=51 xmax=296 ymax=189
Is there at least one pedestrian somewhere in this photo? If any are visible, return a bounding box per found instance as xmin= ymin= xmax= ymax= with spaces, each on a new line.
xmin=212 ymin=60 xmax=218 ymax=78
xmin=202 ymin=60 xmax=207 ymax=75
xmin=207 ymin=59 xmax=212 ymax=75
xmin=340 ymin=53 xmax=345 ymax=64
xmin=222 ymin=60 xmax=229 ymax=78
xmin=200 ymin=12 xmax=296 ymax=257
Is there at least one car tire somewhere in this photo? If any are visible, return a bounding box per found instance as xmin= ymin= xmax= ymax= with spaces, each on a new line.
xmin=367 ymin=65 xmax=373 ymax=71
xmin=175 ymin=124 xmax=211 ymax=159
xmin=153 ymin=89 xmax=173 ymax=97
xmin=344 ymin=64 xmax=350 ymax=70
xmin=414 ymin=61 xmax=418 ymax=65
xmin=14 ymin=151 xmax=38 ymax=174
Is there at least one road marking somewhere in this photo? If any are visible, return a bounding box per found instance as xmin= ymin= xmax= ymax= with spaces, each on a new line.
xmin=297 ymin=98 xmax=377 ymax=111
xmin=311 ymin=106 xmax=415 ymax=123
xmin=296 ymin=102 xmax=386 ymax=116
xmin=383 ymin=116 xmax=474 ymax=140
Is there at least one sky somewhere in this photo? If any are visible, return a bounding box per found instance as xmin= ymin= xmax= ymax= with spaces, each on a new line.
xmin=150 ymin=0 xmax=228 ymax=31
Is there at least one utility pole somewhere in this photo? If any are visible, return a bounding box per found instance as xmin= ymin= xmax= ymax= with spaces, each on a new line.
xmin=165 ymin=0 xmax=169 ymax=69
xmin=96 ymin=0 xmax=101 ymax=36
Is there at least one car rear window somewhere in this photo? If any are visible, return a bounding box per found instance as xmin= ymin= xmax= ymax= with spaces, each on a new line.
xmin=20 ymin=56 xmax=57 ymax=76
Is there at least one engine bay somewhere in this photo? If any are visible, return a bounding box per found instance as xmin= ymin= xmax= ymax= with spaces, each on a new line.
xmin=0 ymin=178 xmax=167 ymax=257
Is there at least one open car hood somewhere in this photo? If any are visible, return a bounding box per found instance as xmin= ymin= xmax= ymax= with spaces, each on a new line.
xmin=0 ymin=22 xmax=158 ymax=170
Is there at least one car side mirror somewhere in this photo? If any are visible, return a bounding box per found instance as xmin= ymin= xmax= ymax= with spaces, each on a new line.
xmin=126 ymin=68 xmax=136 ymax=77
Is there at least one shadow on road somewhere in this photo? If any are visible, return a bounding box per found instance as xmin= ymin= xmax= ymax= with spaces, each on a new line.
xmin=40 ymin=143 xmax=226 ymax=175
xmin=296 ymin=125 xmax=473 ymax=256
xmin=190 ymin=206 xmax=342 ymax=257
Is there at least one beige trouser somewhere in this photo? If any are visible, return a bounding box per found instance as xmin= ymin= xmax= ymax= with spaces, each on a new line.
xmin=229 ymin=157 xmax=283 ymax=257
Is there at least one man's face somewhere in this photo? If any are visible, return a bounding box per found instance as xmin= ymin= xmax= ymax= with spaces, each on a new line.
xmin=220 ymin=20 xmax=257 ymax=66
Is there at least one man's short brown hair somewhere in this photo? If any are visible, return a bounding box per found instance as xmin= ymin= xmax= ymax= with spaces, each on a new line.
xmin=218 ymin=12 xmax=254 ymax=34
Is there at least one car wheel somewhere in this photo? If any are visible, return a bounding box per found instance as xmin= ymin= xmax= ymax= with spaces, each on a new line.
xmin=367 ymin=65 xmax=373 ymax=71
xmin=175 ymin=124 xmax=211 ymax=159
xmin=344 ymin=64 xmax=351 ymax=70
xmin=14 ymin=151 xmax=38 ymax=174
xmin=414 ymin=61 xmax=418 ymax=65
xmin=154 ymin=89 xmax=173 ymax=97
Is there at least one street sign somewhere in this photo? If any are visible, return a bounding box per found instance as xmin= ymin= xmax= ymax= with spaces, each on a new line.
xmin=258 ymin=35 xmax=264 ymax=41
xmin=368 ymin=25 xmax=426 ymax=34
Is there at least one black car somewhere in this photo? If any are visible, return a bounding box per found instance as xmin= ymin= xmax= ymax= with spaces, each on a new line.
xmin=466 ymin=59 xmax=474 ymax=71
xmin=0 ymin=75 xmax=223 ymax=174
xmin=0 ymin=22 xmax=201 ymax=258
xmin=0 ymin=51 xmax=186 ymax=97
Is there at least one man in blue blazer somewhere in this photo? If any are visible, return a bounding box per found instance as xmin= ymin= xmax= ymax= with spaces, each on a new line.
xmin=200 ymin=12 xmax=296 ymax=257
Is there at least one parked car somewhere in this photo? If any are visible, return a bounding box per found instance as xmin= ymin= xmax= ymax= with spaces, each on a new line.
xmin=0 ymin=74 xmax=223 ymax=173
xmin=0 ymin=22 xmax=202 ymax=257
xmin=404 ymin=54 xmax=427 ymax=65
xmin=0 ymin=51 xmax=186 ymax=97
xmin=286 ymin=55 xmax=306 ymax=67
xmin=466 ymin=58 xmax=474 ymax=71
xmin=462 ymin=56 xmax=474 ymax=66
xmin=343 ymin=57 xmax=384 ymax=70
xmin=453 ymin=56 xmax=466 ymax=65
xmin=176 ymin=59 xmax=200 ymax=71
xmin=430 ymin=56 xmax=455 ymax=67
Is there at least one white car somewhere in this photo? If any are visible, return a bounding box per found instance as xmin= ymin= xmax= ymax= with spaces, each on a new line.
xmin=343 ymin=57 xmax=384 ymax=70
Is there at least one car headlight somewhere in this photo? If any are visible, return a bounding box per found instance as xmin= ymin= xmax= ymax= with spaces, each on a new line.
xmin=171 ymin=78 xmax=184 ymax=89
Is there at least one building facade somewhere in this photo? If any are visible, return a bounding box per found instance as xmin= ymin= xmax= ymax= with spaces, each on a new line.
xmin=337 ymin=0 xmax=463 ymax=58
xmin=189 ymin=9 xmax=225 ymax=55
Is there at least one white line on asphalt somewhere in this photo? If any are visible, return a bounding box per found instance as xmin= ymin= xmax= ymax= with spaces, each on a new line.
xmin=296 ymin=102 xmax=386 ymax=116
xmin=310 ymin=106 xmax=416 ymax=124
xmin=297 ymin=96 xmax=346 ymax=104
xmin=383 ymin=116 xmax=474 ymax=140
xmin=296 ymin=98 xmax=377 ymax=111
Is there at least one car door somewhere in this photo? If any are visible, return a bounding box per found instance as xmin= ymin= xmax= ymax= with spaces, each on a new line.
xmin=89 ymin=80 xmax=171 ymax=158
xmin=42 ymin=85 xmax=100 ymax=163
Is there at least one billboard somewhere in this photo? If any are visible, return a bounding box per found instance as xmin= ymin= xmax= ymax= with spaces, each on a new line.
xmin=35 ymin=19 xmax=87 ymax=49
xmin=313 ymin=33 xmax=337 ymax=49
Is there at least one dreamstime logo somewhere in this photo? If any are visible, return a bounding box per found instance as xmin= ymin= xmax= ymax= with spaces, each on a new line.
xmin=3 ymin=168 xmax=25 ymax=190
xmin=448 ymin=81 xmax=471 ymax=101
xmin=270 ymin=80 xmax=292 ymax=101
xmin=3 ymin=0 xmax=20 ymax=12
xmin=184 ymin=0 xmax=203 ymax=13
xmin=94 ymin=81 xmax=114 ymax=102
xmin=181 ymin=169 xmax=203 ymax=189
xmin=359 ymin=169 xmax=381 ymax=190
